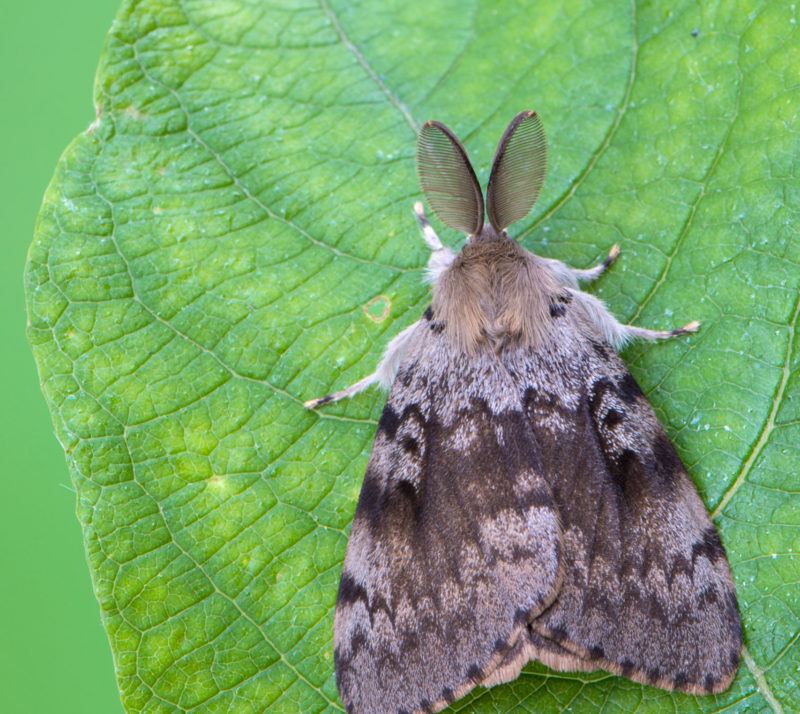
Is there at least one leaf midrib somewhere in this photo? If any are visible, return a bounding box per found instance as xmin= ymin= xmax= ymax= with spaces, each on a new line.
xmin=319 ymin=0 xmax=419 ymax=133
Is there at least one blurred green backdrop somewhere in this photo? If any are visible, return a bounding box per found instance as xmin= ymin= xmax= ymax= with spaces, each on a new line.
xmin=1 ymin=1 xmax=123 ymax=712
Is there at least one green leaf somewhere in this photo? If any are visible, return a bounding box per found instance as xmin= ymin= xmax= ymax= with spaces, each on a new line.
xmin=25 ymin=0 xmax=799 ymax=711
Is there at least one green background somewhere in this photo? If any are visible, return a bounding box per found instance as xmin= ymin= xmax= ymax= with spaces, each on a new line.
xmin=1 ymin=2 xmax=122 ymax=712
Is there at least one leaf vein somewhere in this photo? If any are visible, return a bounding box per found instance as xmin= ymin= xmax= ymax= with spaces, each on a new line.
xmin=318 ymin=0 xmax=419 ymax=134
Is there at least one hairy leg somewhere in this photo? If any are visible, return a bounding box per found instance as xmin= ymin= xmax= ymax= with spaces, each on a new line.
xmin=568 ymin=287 xmax=699 ymax=350
xmin=305 ymin=204 xmax=455 ymax=409
xmin=414 ymin=202 xmax=456 ymax=284
xmin=304 ymin=321 xmax=420 ymax=409
xmin=544 ymin=244 xmax=620 ymax=288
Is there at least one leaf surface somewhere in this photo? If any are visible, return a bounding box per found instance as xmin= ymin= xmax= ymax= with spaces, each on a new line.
xmin=25 ymin=0 xmax=799 ymax=711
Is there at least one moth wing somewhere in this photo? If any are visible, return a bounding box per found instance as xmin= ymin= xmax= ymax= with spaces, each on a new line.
xmin=480 ymin=627 xmax=599 ymax=689
xmin=334 ymin=310 xmax=562 ymax=714
xmin=416 ymin=121 xmax=485 ymax=236
xmin=501 ymin=312 xmax=742 ymax=693
xmin=485 ymin=110 xmax=547 ymax=232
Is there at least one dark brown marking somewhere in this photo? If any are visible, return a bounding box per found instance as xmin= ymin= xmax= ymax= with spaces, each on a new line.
xmin=513 ymin=607 xmax=530 ymax=625
xmin=338 ymin=573 xmax=368 ymax=607
xmin=727 ymin=592 xmax=742 ymax=624
xmin=549 ymin=302 xmax=566 ymax=318
xmin=729 ymin=647 xmax=741 ymax=668
xmin=401 ymin=628 xmax=420 ymax=653
xmin=338 ymin=573 xmax=396 ymax=626
xmin=589 ymin=339 xmax=610 ymax=360
xmin=617 ymin=372 xmax=644 ymax=403
xmin=401 ymin=436 xmax=420 ymax=456
xmin=377 ymin=404 xmax=400 ymax=440
xmin=698 ymin=584 xmax=720 ymax=607
xmin=348 ymin=629 xmax=368 ymax=657
xmin=691 ymin=526 xmax=726 ymax=565
xmin=356 ymin=471 xmax=383 ymax=524
xmin=666 ymin=554 xmax=693 ymax=586
xmin=610 ymin=449 xmax=638 ymax=503
xmin=673 ymin=672 xmax=689 ymax=689
xmin=548 ymin=626 xmax=567 ymax=643
xmin=523 ymin=386 xmax=580 ymax=421
xmin=588 ymin=377 xmax=616 ymax=415
xmin=518 ymin=486 xmax=555 ymax=510
xmin=396 ymin=479 xmax=422 ymax=519
xmin=466 ymin=664 xmax=482 ymax=682
xmin=603 ymin=408 xmax=624 ymax=428
xmin=652 ymin=432 xmax=683 ymax=475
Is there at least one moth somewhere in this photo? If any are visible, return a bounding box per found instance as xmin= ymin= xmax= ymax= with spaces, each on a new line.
xmin=305 ymin=111 xmax=742 ymax=714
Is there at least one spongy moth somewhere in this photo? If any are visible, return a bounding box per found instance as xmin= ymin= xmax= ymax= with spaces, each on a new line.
xmin=305 ymin=111 xmax=742 ymax=714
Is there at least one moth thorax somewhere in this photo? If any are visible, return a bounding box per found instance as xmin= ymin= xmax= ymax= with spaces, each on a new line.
xmin=433 ymin=239 xmax=555 ymax=353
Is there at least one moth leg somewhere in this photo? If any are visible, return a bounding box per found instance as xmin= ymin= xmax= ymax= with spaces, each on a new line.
xmin=304 ymin=321 xmax=420 ymax=409
xmin=413 ymin=202 xmax=456 ymax=284
xmin=544 ymin=244 xmax=620 ymax=288
xmin=572 ymin=243 xmax=620 ymax=282
xmin=568 ymin=288 xmax=699 ymax=350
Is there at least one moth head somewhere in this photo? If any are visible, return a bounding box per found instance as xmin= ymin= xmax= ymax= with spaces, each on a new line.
xmin=416 ymin=110 xmax=547 ymax=242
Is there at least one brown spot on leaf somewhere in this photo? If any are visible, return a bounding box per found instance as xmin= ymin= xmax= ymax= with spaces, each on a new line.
xmin=364 ymin=294 xmax=391 ymax=322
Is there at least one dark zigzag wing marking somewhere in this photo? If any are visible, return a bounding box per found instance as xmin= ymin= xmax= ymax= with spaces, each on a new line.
xmin=334 ymin=313 xmax=563 ymax=714
xmin=502 ymin=311 xmax=742 ymax=694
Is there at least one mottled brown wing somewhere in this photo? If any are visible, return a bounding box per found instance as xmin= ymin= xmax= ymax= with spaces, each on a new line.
xmin=334 ymin=308 xmax=562 ymax=714
xmin=501 ymin=308 xmax=742 ymax=694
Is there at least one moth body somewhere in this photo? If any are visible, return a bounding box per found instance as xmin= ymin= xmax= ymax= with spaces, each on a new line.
xmin=305 ymin=112 xmax=741 ymax=714
xmin=433 ymin=235 xmax=556 ymax=355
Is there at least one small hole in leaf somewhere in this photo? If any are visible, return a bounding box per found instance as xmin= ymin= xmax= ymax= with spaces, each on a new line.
xmin=364 ymin=295 xmax=391 ymax=322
